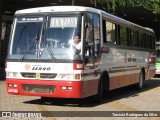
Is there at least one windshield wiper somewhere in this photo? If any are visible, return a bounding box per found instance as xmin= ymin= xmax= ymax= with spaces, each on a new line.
xmin=37 ymin=18 xmax=58 ymax=62
xmin=20 ymin=20 xmax=57 ymax=62
xmin=19 ymin=29 xmax=40 ymax=62
xmin=41 ymin=36 xmax=57 ymax=62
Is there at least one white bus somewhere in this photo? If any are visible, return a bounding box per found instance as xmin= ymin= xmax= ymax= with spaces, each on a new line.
xmin=6 ymin=6 xmax=156 ymax=102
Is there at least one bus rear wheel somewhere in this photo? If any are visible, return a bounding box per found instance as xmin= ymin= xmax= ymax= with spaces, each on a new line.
xmin=138 ymin=71 xmax=144 ymax=90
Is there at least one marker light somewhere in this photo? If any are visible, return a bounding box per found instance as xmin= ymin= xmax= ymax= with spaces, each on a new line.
xmin=61 ymin=86 xmax=73 ymax=90
xmin=8 ymin=83 xmax=18 ymax=88
xmin=67 ymin=86 xmax=72 ymax=90
xmin=61 ymin=86 xmax=67 ymax=90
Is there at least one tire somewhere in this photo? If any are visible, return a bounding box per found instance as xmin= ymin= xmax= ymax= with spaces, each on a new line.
xmin=102 ymin=74 xmax=109 ymax=98
xmin=138 ymin=71 xmax=144 ymax=90
xmin=93 ymin=73 xmax=109 ymax=103
xmin=93 ymin=79 xmax=103 ymax=103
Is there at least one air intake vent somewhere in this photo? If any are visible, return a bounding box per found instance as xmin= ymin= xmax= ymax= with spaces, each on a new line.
xmin=22 ymin=84 xmax=55 ymax=94
xmin=20 ymin=72 xmax=57 ymax=79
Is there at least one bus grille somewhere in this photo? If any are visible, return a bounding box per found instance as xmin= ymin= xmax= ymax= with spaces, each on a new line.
xmin=22 ymin=84 xmax=55 ymax=94
xmin=20 ymin=72 xmax=57 ymax=79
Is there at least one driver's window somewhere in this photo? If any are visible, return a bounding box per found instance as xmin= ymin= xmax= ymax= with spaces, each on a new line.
xmin=94 ymin=14 xmax=100 ymax=57
xmin=85 ymin=13 xmax=94 ymax=58
xmin=85 ymin=13 xmax=100 ymax=66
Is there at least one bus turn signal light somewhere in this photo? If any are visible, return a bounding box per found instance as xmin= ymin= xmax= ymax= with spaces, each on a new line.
xmin=75 ymin=74 xmax=81 ymax=79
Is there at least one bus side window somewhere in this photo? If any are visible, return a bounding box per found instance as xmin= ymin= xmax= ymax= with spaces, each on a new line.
xmin=106 ymin=22 xmax=116 ymax=44
xmin=102 ymin=19 xmax=116 ymax=44
xmin=139 ymin=32 xmax=146 ymax=48
xmin=120 ymin=26 xmax=128 ymax=46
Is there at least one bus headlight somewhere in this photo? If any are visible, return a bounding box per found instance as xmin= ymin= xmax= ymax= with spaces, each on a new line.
xmin=6 ymin=72 xmax=18 ymax=77
xmin=58 ymin=74 xmax=74 ymax=79
xmin=58 ymin=74 xmax=81 ymax=80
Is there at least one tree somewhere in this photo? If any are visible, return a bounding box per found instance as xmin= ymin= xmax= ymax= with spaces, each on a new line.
xmin=88 ymin=0 xmax=160 ymax=14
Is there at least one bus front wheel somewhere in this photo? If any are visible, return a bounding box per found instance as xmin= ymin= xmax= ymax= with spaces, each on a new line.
xmin=93 ymin=79 xmax=103 ymax=103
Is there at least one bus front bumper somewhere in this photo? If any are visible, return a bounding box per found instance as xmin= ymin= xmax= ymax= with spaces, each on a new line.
xmin=6 ymin=78 xmax=82 ymax=98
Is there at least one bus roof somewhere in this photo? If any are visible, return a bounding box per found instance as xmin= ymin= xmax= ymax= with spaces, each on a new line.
xmin=100 ymin=10 xmax=154 ymax=35
xmin=15 ymin=6 xmax=100 ymax=14
xmin=15 ymin=6 xmax=154 ymax=35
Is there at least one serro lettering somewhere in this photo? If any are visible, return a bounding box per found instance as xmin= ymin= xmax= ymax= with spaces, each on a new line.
xmin=32 ymin=67 xmax=51 ymax=71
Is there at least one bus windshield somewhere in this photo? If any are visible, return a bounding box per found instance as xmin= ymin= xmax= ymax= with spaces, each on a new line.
xmin=8 ymin=14 xmax=82 ymax=61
